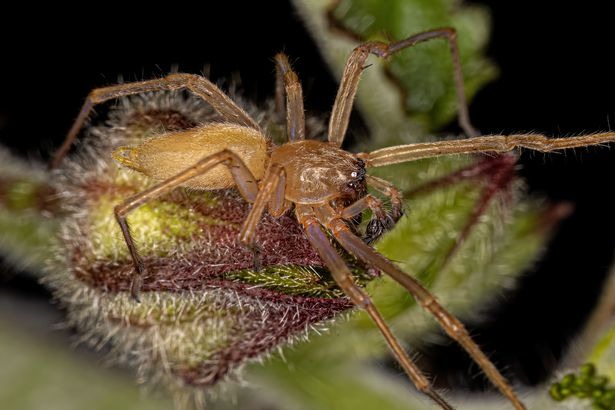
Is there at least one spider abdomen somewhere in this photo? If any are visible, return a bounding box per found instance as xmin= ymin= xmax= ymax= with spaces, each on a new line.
xmin=112 ymin=123 xmax=268 ymax=189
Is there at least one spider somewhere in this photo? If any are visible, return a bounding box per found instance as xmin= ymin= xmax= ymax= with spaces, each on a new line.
xmin=50 ymin=28 xmax=615 ymax=410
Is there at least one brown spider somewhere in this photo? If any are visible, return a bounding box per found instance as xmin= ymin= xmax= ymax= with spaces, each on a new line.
xmin=50 ymin=28 xmax=615 ymax=410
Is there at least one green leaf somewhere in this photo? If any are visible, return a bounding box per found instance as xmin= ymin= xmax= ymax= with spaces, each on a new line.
xmin=538 ymin=263 xmax=615 ymax=409
xmin=330 ymin=0 xmax=497 ymax=130
xmin=294 ymin=0 xmax=497 ymax=144
xmin=0 ymin=318 xmax=172 ymax=410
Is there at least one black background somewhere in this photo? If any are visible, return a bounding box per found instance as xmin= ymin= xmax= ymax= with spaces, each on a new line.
xmin=1 ymin=1 xmax=614 ymax=392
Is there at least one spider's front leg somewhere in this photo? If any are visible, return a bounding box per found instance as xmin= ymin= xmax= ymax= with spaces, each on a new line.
xmin=339 ymin=193 xmax=392 ymax=244
xmin=338 ymin=176 xmax=403 ymax=244
xmin=329 ymin=27 xmax=476 ymax=147
xmin=51 ymin=73 xmax=260 ymax=168
xmin=320 ymin=201 xmax=526 ymax=409
xmin=296 ymin=205 xmax=455 ymax=410
xmin=364 ymin=175 xmax=404 ymax=243
xmin=114 ymin=149 xmax=260 ymax=300
xmin=363 ymin=132 xmax=615 ymax=167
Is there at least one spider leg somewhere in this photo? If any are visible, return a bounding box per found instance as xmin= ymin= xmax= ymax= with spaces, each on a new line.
xmin=338 ymin=176 xmax=404 ymax=243
xmin=362 ymin=132 xmax=615 ymax=167
xmin=364 ymin=175 xmax=404 ymax=243
xmin=329 ymin=27 xmax=475 ymax=147
xmin=238 ymin=165 xmax=284 ymax=245
xmin=339 ymin=193 xmax=396 ymax=244
xmin=267 ymin=167 xmax=291 ymax=218
xmin=50 ymin=73 xmax=260 ymax=169
xmin=339 ymin=194 xmax=384 ymax=219
xmin=114 ymin=149 xmax=259 ymax=300
xmin=237 ymin=164 xmax=285 ymax=271
xmin=274 ymin=53 xmax=306 ymax=142
xmin=296 ymin=206 xmax=455 ymax=410
xmin=325 ymin=213 xmax=526 ymax=410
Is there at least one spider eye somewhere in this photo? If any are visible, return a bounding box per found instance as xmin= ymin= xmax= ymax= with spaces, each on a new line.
xmin=351 ymin=171 xmax=358 ymax=178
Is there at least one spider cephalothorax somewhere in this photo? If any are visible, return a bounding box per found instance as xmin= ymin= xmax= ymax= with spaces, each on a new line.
xmin=50 ymin=29 xmax=614 ymax=410
xmin=270 ymin=140 xmax=367 ymax=204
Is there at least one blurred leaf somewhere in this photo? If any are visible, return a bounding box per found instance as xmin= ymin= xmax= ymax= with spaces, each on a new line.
xmin=0 ymin=318 xmax=172 ymax=410
xmin=0 ymin=148 xmax=56 ymax=272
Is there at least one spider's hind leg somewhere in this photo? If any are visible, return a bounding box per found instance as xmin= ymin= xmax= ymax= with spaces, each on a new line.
xmin=51 ymin=73 xmax=260 ymax=168
xmin=274 ymin=53 xmax=306 ymax=142
xmin=114 ymin=149 xmax=260 ymax=300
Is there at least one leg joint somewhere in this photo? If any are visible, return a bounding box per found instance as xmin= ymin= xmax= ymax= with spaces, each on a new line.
xmin=113 ymin=203 xmax=126 ymax=219
xmin=217 ymin=148 xmax=238 ymax=163
xmin=346 ymin=283 xmax=371 ymax=308
xmin=354 ymin=41 xmax=389 ymax=59
xmin=441 ymin=26 xmax=456 ymax=39
xmin=436 ymin=310 xmax=469 ymax=340
xmin=166 ymin=72 xmax=197 ymax=82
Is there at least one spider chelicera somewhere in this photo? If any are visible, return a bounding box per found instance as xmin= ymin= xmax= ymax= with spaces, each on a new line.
xmin=50 ymin=28 xmax=614 ymax=410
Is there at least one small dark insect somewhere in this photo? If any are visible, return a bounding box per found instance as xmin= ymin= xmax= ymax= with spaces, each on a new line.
xmin=51 ymin=28 xmax=614 ymax=410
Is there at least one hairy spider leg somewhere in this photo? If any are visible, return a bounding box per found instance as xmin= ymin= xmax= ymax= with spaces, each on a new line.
xmin=337 ymin=193 xmax=388 ymax=239
xmin=297 ymin=206 xmax=454 ymax=410
xmin=113 ymin=149 xmax=260 ymax=300
xmin=275 ymin=53 xmax=306 ymax=142
xmin=339 ymin=190 xmax=397 ymax=245
xmin=365 ymin=175 xmax=404 ymax=215
xmin=339 ymin=193 xmax=386 ymax=219
xmin=50 ymin=73 xmax=260 ymax=168
xmin=238 ymin=164 xmax=285 ymax=245
xmin=267 ymin=167 xmax=291 ymax=218
xmin=329 ymin=27 xmax=475 ymax=147
xmin=362 ymin=132 xmax=615 ymax=167
xmin=362 ymin=175 xmax=405 ymax=244
xmin=317 ymin=203 xmax=526 ymax=410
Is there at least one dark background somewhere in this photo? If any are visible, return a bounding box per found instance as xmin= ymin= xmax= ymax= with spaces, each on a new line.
xmin=1 ymin=0 xmax=614 ymax=392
